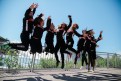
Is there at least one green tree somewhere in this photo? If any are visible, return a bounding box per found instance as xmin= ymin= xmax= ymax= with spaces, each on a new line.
xmin=0 ymin=44 xmax=19 ymax=72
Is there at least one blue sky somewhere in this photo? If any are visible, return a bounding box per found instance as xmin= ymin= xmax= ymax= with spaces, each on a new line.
xmin=0 ymin=0 xmax=121 ymax=54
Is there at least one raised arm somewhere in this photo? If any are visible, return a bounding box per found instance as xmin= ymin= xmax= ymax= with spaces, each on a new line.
xmin=24 ymin=8 xmax=31 ymax=18
xmin=68 ymin=15 xmax=72 ymax=29
xmin=67 ymin=15 xmax=72 ymax=28
xmin=96 ymin=31 xmax=103 ymax=42
xmin=65 ymin=15 xmax=72 ymax=31
xmin=24 ymin=3 xmax=38 ymax=18
xmin=25 ymin=4 xmax=34 ymax=17
xmin=33 ymin=4 xmax=38 ymax=15
xmin=74 ymin=30 xmax=81 ymax=37
xmin=44 ymin=16 xmax=51 ymax=31
xmin=33 ymin=8 xmax=36 ymax=16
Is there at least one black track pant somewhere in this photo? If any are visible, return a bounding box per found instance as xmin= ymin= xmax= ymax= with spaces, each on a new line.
xmin=87 ymin=49 xmax=93 ymax=69
xmin=74 ymin=45 xmax=82 ymax=64
xmin=74 ymin=44 xmax=83 ymax=64
xmin=81 ymin=50 xmax=88 ymax=66
xmin=30 ymin=37 xmax=42 ymax=54
xmin=45 ymin=41 xmax=54 ymax=54
xmin=66 ymin=39 xmax=78 ymax=64
xmin=89 ymin=49 xmax=96 ymax=67
xmin=64 ymin=50 xmax=71 ymax=55
xmin=54 ymin=40 xmax=66 ymax=65
xmin=66 ymin=39 xmax=77 ymax=54
xmin=9 ymin=32 xmax=30 ymax=51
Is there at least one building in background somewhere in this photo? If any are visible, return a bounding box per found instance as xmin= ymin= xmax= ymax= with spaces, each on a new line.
xmin=0 ymin=36 xmax=9 ymax=45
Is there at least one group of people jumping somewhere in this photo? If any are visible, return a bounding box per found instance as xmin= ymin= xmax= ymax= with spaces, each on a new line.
xmin=9 ymin=3 xmax=103 ymax=72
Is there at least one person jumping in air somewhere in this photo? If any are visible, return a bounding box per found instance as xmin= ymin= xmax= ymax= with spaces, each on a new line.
xmin=65 ymin=23 xmax=82 ymax=68
xmin=75 ymin=29 xmax=88 ymax=69
xmin=88 ymin=30 xmax=103 ymax=72
xmin=30 ymin=14 xmax=50 ymax=54
xmin=9 ymin=3 xmax=38 ymax=51
xmin=44 ymin=17 xmax=56 ymax=55
xmin=54 ymin=15 xmax=72 ymax=69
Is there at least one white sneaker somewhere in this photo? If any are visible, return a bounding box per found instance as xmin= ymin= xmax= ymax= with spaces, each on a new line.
xmin=90 ymin=67 xmax=93 ymax=72
xmin=80 ymin=66 xmax=83 ymax=69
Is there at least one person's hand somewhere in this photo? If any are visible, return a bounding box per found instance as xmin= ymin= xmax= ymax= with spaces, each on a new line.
xmin=30 ymin=3 xmax=35 ymax=9
xmin=51 ymin=23 xmax=55 ymax=27
xmin=35 ymin=3 xmax=38 ymax=8
xmin=87 ymin=36 xmax=91 ymax=40
xmin=40 ymin=13 xmax=44 ymax=17
xmin=100 ymin=31 xmax=103 ymax=34
xmin=41 ymin=13 xmax=44 ymax=16
xmin=99 ymin=37 xmax=103 ymax=40
xmin=38 ymin=13 xmax=44 ymax=18
xmin=91 ymin=40 xmax=96 ymax=44
xmin=68 ymin=15 xmax=71 ymax=18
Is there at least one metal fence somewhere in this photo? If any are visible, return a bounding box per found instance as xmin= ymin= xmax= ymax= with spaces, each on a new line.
xmin=0 ymin=50 xmax=121 ymax=72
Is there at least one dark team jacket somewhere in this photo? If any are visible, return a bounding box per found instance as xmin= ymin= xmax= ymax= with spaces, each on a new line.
xmin=32 ymin=16 xmax=50 ymax=40
xmin=66 ymin=30 xmax=82 ymax=41
xmin=45 ymin=18 xmax=55 ymax=43
xmin=56 ymin=17 xmax=72 ymax=42
xmin=32 ymin=26 xmax=50 ymax=40
xmin=90 ymin=34 xmax=102 ymax=50
xmin=22 ymin=8 xmax=36 ymax=34
xmin=84 ymin=35 xmax=92 ymax=50
xmin=77 ymin=37 xmax=86 ymax=47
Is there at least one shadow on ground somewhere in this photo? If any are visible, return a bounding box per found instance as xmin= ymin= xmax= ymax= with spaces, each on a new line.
xmin=4 ymin=77 xmax=51 ymax=81
xmin=3 ymin=72 xmax=121 ymax=81
xmin=51 ymin=72 xmax=121 ymax=81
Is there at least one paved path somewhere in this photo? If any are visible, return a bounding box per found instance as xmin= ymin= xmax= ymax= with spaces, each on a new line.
xmin=0 ymin=68 xmax=121 ymax=81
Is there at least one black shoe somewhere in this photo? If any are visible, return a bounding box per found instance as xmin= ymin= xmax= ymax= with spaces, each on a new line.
xmin=30 ymin=51 xmax=32 ymax=54
xmin=8 ymin=43 xmax=16 ymax=48
xmin=8 ymin=43 xmax=12 ymax=46
xmin=56 ymin=61 xmax=60 ymax=67
xmin=46 ymin=52 xmax=48 ymax=55
xmin=61 ymin=63 xmax=64 ymax=69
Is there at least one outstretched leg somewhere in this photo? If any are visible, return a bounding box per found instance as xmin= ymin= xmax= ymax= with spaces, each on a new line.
xmin=9 ymin=43 xmax=28 ymax=51
xmin=9 ymin=32 xmax=29 ymax=51
xmin=54 ymin=42 xmax=60 ymax=67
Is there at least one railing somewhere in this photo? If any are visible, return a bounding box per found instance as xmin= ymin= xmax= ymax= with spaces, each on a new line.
xmin=0 ymin=50 xmax=121 ymax=72
xmin=96 ymin=52 xmax=121 ymax=69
